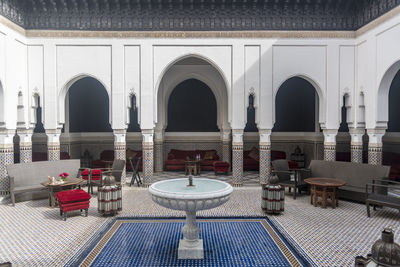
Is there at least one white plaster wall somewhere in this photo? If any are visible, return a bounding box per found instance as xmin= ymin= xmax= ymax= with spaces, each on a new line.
xmin=244 ymin=45 xmax=260 ymax=125
xmin=27 ymin=45 xmax=44 ymax=126
xmin=339 ymin=46 xmax=355 ymax=126
xmin=272 ymin=45 xmax=327 ymax=126
xmin=56 ymin=45 xmax=112 ymax=126
xmin=124 ymin=45 xmax=141 ymax=126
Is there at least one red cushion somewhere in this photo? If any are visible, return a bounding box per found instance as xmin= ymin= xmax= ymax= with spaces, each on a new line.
xmin=56 ymin=189 xmax=91 ymax=203
xmin=213 ymin=161 xmax=229 ymax=167
xmin=165 ymin=159 xmax=185 ymax=166
xmin=60 ymin=201 xmax=90 ymax=212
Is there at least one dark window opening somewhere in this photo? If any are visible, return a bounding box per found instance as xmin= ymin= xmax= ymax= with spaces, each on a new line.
xmin=387 ymin=69 xmax=400 ymax=132
xmin=127 ymin=95 xmax=141 ymax=132
xmin=339 ymin=95 xmax=349 ymax=132
xmin=33 ymin=95 xmax=45 ymax=133
xmin=244 ymin=94 xmax=258 ymax=132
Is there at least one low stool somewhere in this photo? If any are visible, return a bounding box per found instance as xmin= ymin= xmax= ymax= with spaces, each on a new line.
xmin=56 ymin=189 xmax=91 ymax=221
xmin=213 ymin=161 xmax=230 ymax=174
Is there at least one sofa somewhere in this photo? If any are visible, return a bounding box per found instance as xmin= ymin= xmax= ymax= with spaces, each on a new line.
xmin=303 ymin=160 xmax=391 ymax=203
xmin=243 ymin=148 xmax=287 ymax=171
xmin=14 ymin=152 xmax=70 ymax=163
xmin=165 ymin=149 xmax=220 ymax=171
xmin=91 ymin=149 xmax=142 ymax=171
xmin=6 ymin=159 xmax=82 ymax=206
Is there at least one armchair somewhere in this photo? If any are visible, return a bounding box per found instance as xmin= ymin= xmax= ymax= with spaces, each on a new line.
xmin=272 ymin=159 xmax=309 ymax=199
xmin=365 ymin=179 xmax=400 ymax=217
xmin=88 ymin=159 xmax=125 ymax=194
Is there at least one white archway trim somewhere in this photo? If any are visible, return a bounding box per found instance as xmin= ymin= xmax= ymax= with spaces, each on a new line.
xmin=377 ymin=60 xmax=400 ymax=127
xmin=0 ymin=81 xmax=4 ymax=126
xmin=58 ymin=73 xmax=111 ymax=127
xmin=273 ymin=74 xmax=325 ymax=126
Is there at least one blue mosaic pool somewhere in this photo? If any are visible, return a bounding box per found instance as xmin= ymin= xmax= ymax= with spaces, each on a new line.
xmin=68 ymin=218 xmax=314 ymax=267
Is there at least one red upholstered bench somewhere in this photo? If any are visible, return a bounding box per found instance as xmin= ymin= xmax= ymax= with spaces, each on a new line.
xmin=56 ymin=189 xmax=91 ymax=221
xmin=213 ymin=161 xmax=230 ymax=174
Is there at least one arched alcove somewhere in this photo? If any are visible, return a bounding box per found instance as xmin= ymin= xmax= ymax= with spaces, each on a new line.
xmin=387 ymin=69 xmax=400 ymax=132
xmin=33 ymin=94 xmax=45 ymax=133
xmin=127 ymin=94 xmax=141 ymax=132
xmin=273 ymin=77 xmax=318 ymax=132
xmin=244 ymin=94 xmax=258 ymax=132
xmin=68 ymin=77 xmax=111 ymax=132
xmin=165 ymin=79 xmax=218 ymax=132
xmin=17 ymin=91 xmax=25 ymax=126
xmin=339 ymin=94 xmax=349 ymax=132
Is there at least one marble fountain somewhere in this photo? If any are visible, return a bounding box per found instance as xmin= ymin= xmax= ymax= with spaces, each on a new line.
xmin=149 ymin=176 xmax=233 ymax=259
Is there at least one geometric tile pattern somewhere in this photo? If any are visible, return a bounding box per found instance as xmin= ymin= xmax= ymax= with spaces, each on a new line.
xmin=154 ymin=142 xmax=163 ymax=173
xmin=143 ymin=142 xmax=154 ymax=187
xmin=1 ymin=184 xmax=400 ymax=267
xmin=232 ymin=144 xmax=243 ymax=187
xmin=222 ymin=141 xmax=231 ymax=167
xmin=20 ymin=144 xmax=32 ymax=163
xmin=259 ymin=144 xmax=271 ymax=185
xmin=351 ymin=144 xmax=363 ymax=163
xmin=0 ymin=145 xmax=13 ymax=194
xmin=323 ymin=144 xmax=336 ymax=161
xmin=368 ymin=144 xmax=382 ymax=165
xmin=114 ymin=142 xmax=126 ymax=184
xmin=70 ymin=218 xmax=310 ymax=267
xmin=48 ymin=144 xmax=60 ymax=161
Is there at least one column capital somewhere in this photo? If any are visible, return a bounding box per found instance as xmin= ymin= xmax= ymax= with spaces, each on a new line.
xmin=367 ymin=128 xmax=386 ymax=144
xmin=349 ymin=128 xmax=365 ymax=145
xmin=232 ymin=129 xmax=243 ymax=145
xmin=349 ymin=128 xmax=365 ymax=135
xmin=220 ymin=129 xmax=231 ymax=142
xmin=113 ymin=129 xmax=126 ymax=143
xmin=154 ymin=129 xmax=164 ymax=142
xmin=17 ymin=128 xmax=34 ymax=135
xmin=45 ymin=129 xmax=61 ymax=144
xmin=142 ymin=129 xmax=154 ymax=143
xmin=323 ymin=129 xmax=338 ymax=144
xmin=259 ymin=129 xmax=272 ymax=145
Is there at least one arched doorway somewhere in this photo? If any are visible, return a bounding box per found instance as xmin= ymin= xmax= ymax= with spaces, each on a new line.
xmin=166 ymin=79 xmax=218 ymax=132
xmin=273 ymin=76 xmax=321 ymax=165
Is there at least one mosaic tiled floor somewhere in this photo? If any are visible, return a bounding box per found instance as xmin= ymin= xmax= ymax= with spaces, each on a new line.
xmin=67 ymin=218 xmax=313 ymax=267
xmin=0 ymin=171 xmax=398 ymax=266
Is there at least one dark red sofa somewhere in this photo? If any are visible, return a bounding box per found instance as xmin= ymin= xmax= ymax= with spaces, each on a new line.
xmin=165 ymin=149 xmax=220 ymax=171
xmin=243 ymin=149 xmax=287 ymax=171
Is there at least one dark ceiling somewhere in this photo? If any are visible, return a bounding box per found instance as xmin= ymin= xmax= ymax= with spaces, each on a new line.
xmin=1 ymin=0 xmax=399 ymax=31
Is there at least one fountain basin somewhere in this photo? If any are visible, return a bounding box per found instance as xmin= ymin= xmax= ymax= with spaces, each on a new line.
xmin=149 ymin=178 xmax=233 ymax=259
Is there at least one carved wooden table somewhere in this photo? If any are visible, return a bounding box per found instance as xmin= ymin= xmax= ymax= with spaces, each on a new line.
xmin=41 ymin=177 xmax=84 ymax=208
xmin=184 ymin=160 xmax=201 ymax=176
xmin=304 ymin=178 xmax=346 ymax=209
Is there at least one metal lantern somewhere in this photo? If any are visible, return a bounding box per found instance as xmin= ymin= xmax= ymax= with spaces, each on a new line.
xmin=371 ymin=228 xmax=400 ymax=266
xmin=98 ymin=174 xmax=122 ymax=216
xmin=261 ymin=175 xmax=285 ymax=214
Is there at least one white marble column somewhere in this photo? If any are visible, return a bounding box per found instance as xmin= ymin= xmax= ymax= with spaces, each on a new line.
xmin=232 ymin=129 xmax=243 ymax=187
xmin=367 ymin=129 xmax=386 ymax=165
xmin=0 ymin=129 xmax=15 ymax=194
xmin=154 ymin=129 xmax=164 ymax=173
xmin=220 ymin=129 xmax=231 ymax=168
xmin=142 ymin=129 xmax=154 ymax=187
xmin=349 ymin=128 xmax=364 ymax=163
xmin=323 ymin=129 xmax=338 ymax=161
xmin=114 ymin=129 xmax=126 ymax=184
xmin=17 ymin=128 xmax=33 ymax=163
xmin=46 ymin=129 xmax=61 ymax=161
xmin=259 ymin=129 xmax=271 ymax=185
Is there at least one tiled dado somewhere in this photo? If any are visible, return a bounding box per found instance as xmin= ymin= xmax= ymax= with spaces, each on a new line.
xmin=368 ymin=144 xmax=382 ymax=165
xmin=48 ymin=144 xmax=60 ymax=161
xmin=115 ymin=142 xmax=126 ymax=184
xmin=232 ymin=144 xmax=243 ymax=187
xmin=143 ymin=142 xmax=154 ymax=187
xmin=154 ymin=142 xmax=163 ymax=173
xmin=0 ymin=145 xmax=13 ymax=194
xmin=351 ymin=145 xmax=363 ymax=163
xmin=222 ymin=141 xmax=231 ymax=168
xmin=259 ymin=144 xmax=271 ymax=185
xmin=20 ymin=145 xmax=32 ymax=163
xmin=323 ymin=144 xmax=336 ymax=161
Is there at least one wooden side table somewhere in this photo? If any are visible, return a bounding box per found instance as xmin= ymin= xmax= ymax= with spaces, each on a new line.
xmin=304 ymin=178 xmax=346 ymax=208
xmin=185 ymin=160 xmax=201 ymax=176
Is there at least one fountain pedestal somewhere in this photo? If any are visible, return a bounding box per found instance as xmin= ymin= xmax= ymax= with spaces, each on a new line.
xmin=149 ymin=178 xmax=232 ymax=260
xmin=179 ymin=210 xmax=203 ymax=259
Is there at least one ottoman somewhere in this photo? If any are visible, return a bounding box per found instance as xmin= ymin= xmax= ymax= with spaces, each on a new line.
xmin=213 ymin=161 xmax=230 ymax=174
xmin=56 ymin=189 xmax=91 ymax=221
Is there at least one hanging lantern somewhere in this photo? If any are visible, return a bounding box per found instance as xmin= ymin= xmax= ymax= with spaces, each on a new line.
xmin=371 ymin=228 xmax=400 ymax=266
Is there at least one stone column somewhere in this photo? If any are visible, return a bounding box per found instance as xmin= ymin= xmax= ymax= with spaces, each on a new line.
xmin=142 ymin=129 xmax=154 ymax=187
xmin=0 ymin=129 xmax=15 ymax=194
xmin=232 ymin=129 xmax=243 ymax=187
xmin=154 ymin=130 xmax=164 ymax=173
xmin=350 ymin=128 xmax=364 ymax=163
xmin=46 ymin=129 xmax=61 ymax=161
xmin=323 ymin=129 xmax=338 ymax=161
xmin=367 ymin=129 xmax=386 ymax=165
xmin=220 ymin=129 xmax=231 ymax=167
xmin=114 ymin=129 xmax=126 ymax=184
xmin=17 ymin=129 xmax=33 ymax=163
xmin=259 ymin=129 xmax=272 ymax=185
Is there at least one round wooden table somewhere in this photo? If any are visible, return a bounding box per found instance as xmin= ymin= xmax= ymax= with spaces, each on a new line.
xmin=304 ymin=178 xmax=346 ymax=209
